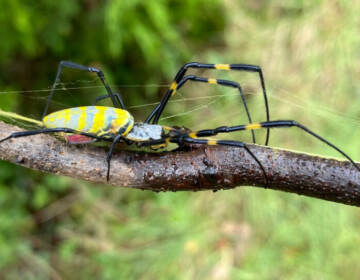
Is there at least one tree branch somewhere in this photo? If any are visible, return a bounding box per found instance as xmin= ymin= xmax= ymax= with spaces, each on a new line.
xmin=0 ymin=121 xmax=359 ymax=206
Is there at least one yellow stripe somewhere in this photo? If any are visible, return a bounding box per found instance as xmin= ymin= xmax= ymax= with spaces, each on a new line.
xmin=215 ymin=64 xmax=230 ymax=70
xmin=162 ymin=125 xmax=174 ymax=131
xmin=170 ymin=81 xmax=177 ymax=91
xmin=0 ymin=109 xmax=43 ymax=126
xmin=207 ymin=139 xmax=218 ymax=145
xmin=245 ymin=123 xmax=262 ymax=130
xmin=64 ymin=108 xmax=71 ymax=122
xmin=77 ymin=107 xmax=87 ymax=131
xmin=122 ymin=117 xmax=134 ymax=136
xmin=113 ymin=109 xmax=132 ymax=133
xmin=150 ymin=137 xmax=170 ymax=149
xmin=91 ymin=106 xmax=106 ymax=133
xmin=170 ymin=82 xmax=178 ymax=96
xmin=188 ymin=132 xmax=197 ymax=138
xmin=208 ymin=78 xmax=217 ymax=84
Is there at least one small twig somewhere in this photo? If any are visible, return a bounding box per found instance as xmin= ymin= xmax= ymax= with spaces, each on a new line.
xmin=0 ymin=121 xmax=359 ymax=206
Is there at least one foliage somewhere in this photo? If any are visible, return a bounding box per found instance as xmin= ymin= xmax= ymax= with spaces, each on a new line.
xmin=0 ymin=0 xmax=225 ymax=107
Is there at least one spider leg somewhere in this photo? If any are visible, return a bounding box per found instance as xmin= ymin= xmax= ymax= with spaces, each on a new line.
xmin=146 ymin=62 xmax=270 ymax=145
xmin=172 ymin=136 xmax=269 ymax=187
xmin=150 ymin=75 xmax=256 ymax=143
xmin=190 ymin=120 xmax=360 ymax=172
xmin=106 ymin=134 xmax=123 ymax=181
xmin=43 ymin=61 xmax=124 ymax=119
xmin=92 ymin=92 xmax=123 ymax=106
xmin=0 ymin=127 xmax=106 ymax=144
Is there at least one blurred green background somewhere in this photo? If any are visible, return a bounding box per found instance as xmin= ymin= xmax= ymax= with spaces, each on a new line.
xmin=0 ymin=0 xmax=360 ymax=279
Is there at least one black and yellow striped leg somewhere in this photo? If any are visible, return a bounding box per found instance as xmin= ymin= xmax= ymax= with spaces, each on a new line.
xmin=173 ymin=136 xmax=269 ymax=187
xmin=191 ymin=120 xmax=360 ymax=172
xmin=43 ymin=61 xmax=125 ymax=119
xmin=148 ymin=74 xmax=256 ymax=143
xmin=145 ymin=62 xmax=214 ymax=124
xmin=146 ymin=62 xmax=270 ymax=145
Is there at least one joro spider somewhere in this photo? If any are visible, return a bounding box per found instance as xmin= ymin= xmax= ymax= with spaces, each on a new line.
xmin=0 ymin=61 xmax=359 ymax=184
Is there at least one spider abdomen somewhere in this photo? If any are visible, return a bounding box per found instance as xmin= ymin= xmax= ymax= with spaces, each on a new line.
xmin=43 ymin=106 xmax=134 ymax=136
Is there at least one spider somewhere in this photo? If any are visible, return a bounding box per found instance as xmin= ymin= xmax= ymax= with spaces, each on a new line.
xmin=0 ymin=61 xmax=358 ymax=184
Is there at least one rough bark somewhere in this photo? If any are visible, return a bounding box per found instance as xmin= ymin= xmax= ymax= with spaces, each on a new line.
xmin=0 ymin=121 xmax=359 ymax=206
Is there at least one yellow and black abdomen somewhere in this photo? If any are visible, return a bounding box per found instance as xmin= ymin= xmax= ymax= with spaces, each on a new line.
xmin=43 ymin=106 xmax=134 ymax=137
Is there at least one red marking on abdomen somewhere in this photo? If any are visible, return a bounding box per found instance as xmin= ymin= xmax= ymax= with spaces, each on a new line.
xmin=65 ymin=134 xmax=96 ymax=144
